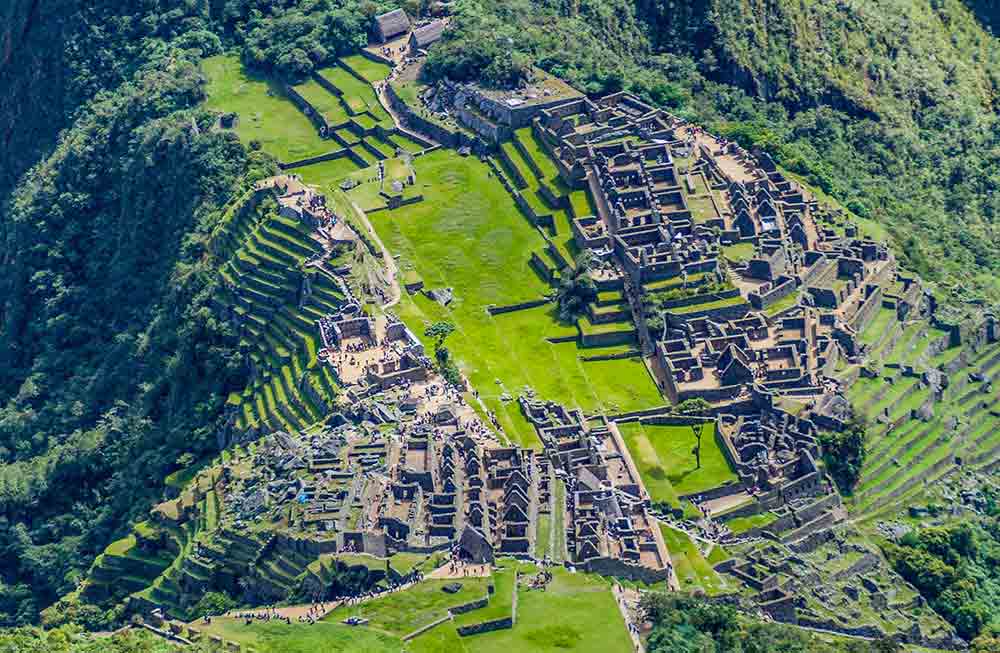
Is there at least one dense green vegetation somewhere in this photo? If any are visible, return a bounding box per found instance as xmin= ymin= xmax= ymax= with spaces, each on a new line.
xmin=0 ymin=52 xmax=273 ymax=625
xmin=883 ymin=518 xmax=1000 ymax=643
xmin=0 ymin=625 xmax=179 ymax=652
xmin=640 ymin=593 xmax=899 ymax=653
xmin=819 ymin=417 xmax=869 ymax=496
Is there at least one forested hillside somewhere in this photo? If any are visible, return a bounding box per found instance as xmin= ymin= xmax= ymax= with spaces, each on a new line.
xmin=0 ymin=0 xmax=397 ymax=626
xmin=1 ymin=0 xmax=1000 ymax=629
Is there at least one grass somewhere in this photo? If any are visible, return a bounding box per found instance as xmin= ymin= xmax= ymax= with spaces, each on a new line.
xmin=371 ymin=150 xmax=663 ymax=447
xmin=164 ymin=456 xmax=213 ymax=490
xmin=534 ymin=514 xmax=551 ymax=559
xmin=725 ymin=511 xmax=778 ymax=534
xmin=764 ymin=290 xmax=800 ymax=316
xmin=316 ymin=66 xmax=388 ymax=119
xmin=202 ymin=54 xmax=332 ymax=163
xmin=293 ymin=157 xmax=364 ymax=189
xmin=552 ymin=479 xmax=567 ymax=563
xmin=341 ymin=54 xmax=391 ymax=82
xmin=659 ymin=524 xmax=729 ymax=595
xmin=292 ymin=78 xmax=351 ymax=126
xmin=410 ymin=567 xmax=632 ymax=653
xmin=342 ymin=157 xmax=416 ymax=211
xmin=324 ymin=577 xmax=490 ymax=636
xmin=193 ymin=618 xmax=400 ymax=653
xmin=617 ymin=421 xmax=738 ymax=506
xmin=860 ymin=306 xmax=897 ymax=346
xmin=667 ymin=294 xmax=748 ymax=316
xmin=721 ymin=242 xmax=755 ymax=262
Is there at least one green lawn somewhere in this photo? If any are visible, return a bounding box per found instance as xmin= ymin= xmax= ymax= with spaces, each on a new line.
xmin=618 ymin=421 xmax=738 ymax=506
xmin=316 ymin=66 xmax=388 ymax=119
xmin=668 ymin=295 xmax=748 ymax=315
xmin=764 ymin=290 xmax=800 ymax=316
xmin=294 ymin=157 xmax=364 ymax=189
xmin=341 ymin=54 xmax=392 ymax=82
xmin=292 ymin=78 xmax=350 ymax=126
xmin=341 ymin=157 xmax=415 ymax=211
xmin=409 ymin=567 xmax=632 ymax=653
xmin=659 ymin=524 xmax=730 ymax=595
xmin=202 ymin=55 xmax=332 ymax=163
xmin=721 ymin=242 xmax=755 ymax=262
xmin=193 ymin=618 xmax=400 ymax=653
xmin=725 ymin=511 xmax=778 ymax=534
xmin=324 ymin=577 xmax=490 ymax=637
xmin=371 ymin=150 xmax=663 ymax=447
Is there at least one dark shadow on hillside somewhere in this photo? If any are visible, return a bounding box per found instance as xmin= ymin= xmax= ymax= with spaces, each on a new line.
xmin=962 ymin=1 xmax=999 ymax=33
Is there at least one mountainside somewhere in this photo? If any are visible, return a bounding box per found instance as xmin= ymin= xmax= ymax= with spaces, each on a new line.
xmin=1 ymin=0 xmax=1000 ymax=633
xmin=657 ymin=0 xmax=1000 ymax=303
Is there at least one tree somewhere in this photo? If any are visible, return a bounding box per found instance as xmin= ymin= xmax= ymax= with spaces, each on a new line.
xmin=818 ymin=416 xmax=867 ymax=495
xmin=424 ymin=321 xmax=461 ymax=386
xmin=676 ymin=398 xmax=711 ymax=469
xmin=555 ymin=252 xmax=598 ymax=323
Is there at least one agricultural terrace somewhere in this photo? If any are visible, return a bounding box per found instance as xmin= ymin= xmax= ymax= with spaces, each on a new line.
xmin=340 ymin=54 xmax=392 ymax=82
xmin=658 ymin=524 xmax=731 ymax=596
xmin=202 ymin=55 xmax=330 ymax=163
xmin=325 ymin=577 xmax=491 ymax=636
xmin=371 ymin=149 xmax=664 ymax=447
xmin=617 ymin=421 xmax=738 ymax=508
xmin=842 ymin=318 xmax=1000 ymax=522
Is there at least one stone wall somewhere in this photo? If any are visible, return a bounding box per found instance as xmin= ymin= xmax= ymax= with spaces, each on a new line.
xmin=487 ymin=298 xmax=552 ymax=315
xmin=582 ymin=556 xmax=673 ymax=584
xmin=749 ymin=277 xmax=797 ymax=310
xmin=385 ymin=83 xmax=466 ymax=149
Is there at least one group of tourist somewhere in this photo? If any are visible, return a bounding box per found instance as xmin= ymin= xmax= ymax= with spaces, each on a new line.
xmin=294 ymin=602 xmax=328 ymax=624
xmin=237 ymin=606 xmax=293 ymax=626
xmin=332 ymin=568 xmax=424 ymax=608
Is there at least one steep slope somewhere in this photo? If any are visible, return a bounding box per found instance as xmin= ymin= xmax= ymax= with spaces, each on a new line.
xmin=0 ymin=57 xmax=266 ymax=625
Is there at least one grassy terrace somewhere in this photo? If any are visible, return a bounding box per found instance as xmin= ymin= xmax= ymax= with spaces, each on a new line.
xmin=316 ymin=66 xmax=389 ymax=120
xmin=721 ymin=241 xmax=755 ymax=262
xmin=763 ymin=290 xmax=800 ymax=316
xmin=409 ymin=566 xmax=632 ymax=653
xmin=667 ymin=294 xmax=748 ymax=315
xmin=211 ymin=193 xmax=345 ymax=433
xmin=724 ymin=511 xmax=778 ymax=534
xmin=197 ymin=617 xmax=400 ymax=653
xmin=617 ymin=422 xmax=738 ymax=507
xmin=341 ymin=54 xmax=391 ymax=82
xmin=847 ymin=324 xmax=1000 ymax=520
xmin=326 ymin=577 xmax=491 ymax=636
xmin=372 ymin=150 xmax=663 ymax=447
xmin=292 ymin=78 xmax=350 ymax=126
xmin=643 ymin=273 xmax=706 ymax=294
xmin=498 ymin=128 xmax=588 ymax=266
xmin=860 ymin=306 xmax=896 ymax=346
xmin=659 ymin=524 xmax=729 ymax=595
xmin=203 ymin=54 xmax=332 ymax=163
xmin=293 ymin=157 xmax=363 ymax=188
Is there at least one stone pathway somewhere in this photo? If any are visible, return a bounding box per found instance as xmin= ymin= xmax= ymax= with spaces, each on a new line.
xmin=612 ymin=584 xmax=645 ymax=653
xmin=426 ymin=561 xmax=491 ymax=580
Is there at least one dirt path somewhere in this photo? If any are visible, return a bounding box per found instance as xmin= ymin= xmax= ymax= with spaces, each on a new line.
xmin=425 ymin=561 xmax=491 ymax=580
